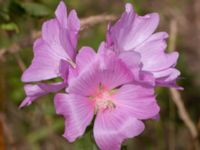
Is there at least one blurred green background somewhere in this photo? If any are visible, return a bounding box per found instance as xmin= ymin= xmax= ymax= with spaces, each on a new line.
xmin=0 ymin=0 xmax=200 ymax=149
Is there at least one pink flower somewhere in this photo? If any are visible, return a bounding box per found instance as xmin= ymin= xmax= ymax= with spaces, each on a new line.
xmin=106 ymin=3 xmax=181 ymax=89
xmin=54 ymin=43 xmax=160 ymax=150
xmin=20 ymin=1 xmax=80 ymax=108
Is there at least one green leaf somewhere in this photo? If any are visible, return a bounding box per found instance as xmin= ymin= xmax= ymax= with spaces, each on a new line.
xmin=0 ymin=22 xmax=19 ymax=32
xmin=21 ymin=2 xmax=51 ymax=17
xmin=0 ymin=11 xmax=10 ymax=21
xmin=74 ymin=130 xmax=98 ymax=150
xmin=9 ymin=0 xmax=26 ymax=17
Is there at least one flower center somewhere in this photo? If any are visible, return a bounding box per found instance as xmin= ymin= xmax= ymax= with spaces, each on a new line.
xmin=90 ymin=84 xmax=116 ymax=113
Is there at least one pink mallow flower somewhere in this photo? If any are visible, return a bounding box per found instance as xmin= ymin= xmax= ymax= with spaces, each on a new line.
xmin=54 ymin=43 xmax=160 ymax=150
xmin=20 ymin=1 xmax=80 ymax=108
xmin=106 ymin=3 xmax=181 ymax=89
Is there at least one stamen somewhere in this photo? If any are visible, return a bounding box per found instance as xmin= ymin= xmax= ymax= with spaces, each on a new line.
xmin=91 ymin=84 xmax=116 ymax=113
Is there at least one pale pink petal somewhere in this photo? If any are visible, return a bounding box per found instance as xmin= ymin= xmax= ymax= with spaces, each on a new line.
xmin=98 ymin=43 xmax=134 ymax=89
xmin=59 ymin=27 xmax=75 ymax=60
xmin=76 ymin=46 xmax=96 ymax=73
xmin=68 ymin=10 xmax=80 ymax=31
xmin=55 ymin=2 xmax=80 ymax=60
xmin=54 ymin=94 xmax=94 ymax=142
xmin=42 ymin=19 xmax=71 ymax=60
xmin=114 ymin=84 xmax=160 ymax=119
xmin=118 ymin=51 xmax=155 ymax=86
xmin=55 ymin=3 xmax=80 ymax=59
xmin=155 ymin=69 xmax=183 ymax=89
xmin=134 ymin=32 xmax=168 ymax=55
xmin=138 ymin=71 xmax=155 ymax=86
xmin=153 ymin=68 xmax=180 ymax=80
xmin=99 ymin=58 xmax=134 ymax=89
xmin=110 ymin=3 xmax=159 ymax=51
xmin=156 ymin=79 xmax=183 ymax=90
xmin=59 ymin=59 xmax=69 ymax=80
xmin=67 ymin=65 xmax=79 ymax=85
xmin=68 ymin=10 xmax=80 ymax=49
xmin=118 ymin=51 xmax=141 ymax=70
xmin=68 ymin=43 xmax=133 ymax=95
xmin=19 ymin=97 xmax=37 ymax=108
xmin=67 ymin=58 xmax=100 ymax=96
xmin=55 ymin=1 xmax=68 ymax=26
xmin=20 ymin=82 xmax=66 ymax=108
xmin=94 ymin=108 xmax=144 ymax=150
xmin=21 ymin=38 xmax=67 ymax=82
xmin=134 ymin=32 xmax=178 ymax=72
xmin=59 ymin=10 xmax=80 ymax=59
xmin=143 ymin=52 xmax=178 ymax=72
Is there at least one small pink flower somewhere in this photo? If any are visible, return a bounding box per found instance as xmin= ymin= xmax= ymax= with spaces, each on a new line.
xmin=107 ymin=3 xmax=181 ymax=89
xmin=54 ymin=43 xmax=160 ymax=150
xmin=20 ymin=1 xmax=80 ymax=108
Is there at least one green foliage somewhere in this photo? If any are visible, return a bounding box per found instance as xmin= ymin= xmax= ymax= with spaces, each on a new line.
xmin=21 ymin=2 xmax=51 ymax=17
xmin=0 ymin=22 xmax=19 ymax=32
xmin=74 ymin=130 xmax=98 ymax=150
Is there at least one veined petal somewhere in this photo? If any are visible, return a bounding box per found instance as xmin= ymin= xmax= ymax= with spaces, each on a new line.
xmin=118 ymin=50 xmax=141 ymax=70
xmin=76 ymin=46 xmax=96 ymax=73
xmin=68 ymin=10 xmax=80 ymax=49
xmin=109 ymin=3 xmax=159 ymax=51
xmin=68 ymin=43 xmax=133 ymax=96
xmin=22 ymin=1 xmax=80 ymax=82
xmin=59 ymin=59 xmax=69 ymax=81
xmin=59 ymin=26 xmax=75 ymax=60
xmin=55 ymin=2 xmax=80 ymax=59
xmin=20 ymin=97 xmax=37 ymax=108
xmin=118 ymin=51 xmax=156 ymax=86
xmin=20 ymin=82 xmax=66 ymax=108
xmin=54 ymin=93 xmax=94 ymax=142
xmin=143 ymin=52 xmax=178 ymax=72
xmin=98 ymin=43 xmax=134 ymax=89
xmin=42 ymin=19 xmax=71 ymax=60
xmin=153 ymin=68 xmax=180 ymax=80
xmin=67 ymin=58 xmax=100 ymax=96
xmin=134 ymin=32 xmax=178 ymax=72
xmin=94 ymin=108 xmax=144 ymax=150
xmin=114 ymin=84 xmax=160 ymax=119
xmin=22 ymin=38 xmax=68 ymax=82
xmin=68 ymin=10 xmax=80 ymax=31
xmin=155 ymin=68 xmax=182 ymax=89
xmin=55 ymin=1 xmax=68 ymax=26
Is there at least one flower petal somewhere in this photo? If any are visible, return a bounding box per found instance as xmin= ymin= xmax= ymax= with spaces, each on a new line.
xmin=67 ymin=57 xmax=100 ymax=96
xmin=155 ymin=68 xmax=182 ymax=89
xmin=67 ymin=10 xmax=80 ymax=49
xmin=22 ymin=38 xmax=68 ymax=82
xmin=20 ymin=82 xmax=66 ymax=108
xmin=98 ymin=43 xmax=134 ymax=89
xmin=59 ymin=59 xmax=69 ymax=81
xmin=55 ymin=1 xmax=68 ymax=26
xmin=134 ymin=32 xmax=178 ymax=72
xmin=118 ymin=50 xmax=141 ymax=70
xmin=54 ymin=93 xmax=94 ymax=142
xmin=22 ymin=2 xmax=80 ymax=82
xmin=114 ymin=84 xmax=160 ymax=119
xmin=109 ymin=3 xmax=159 ymax=51
xmin=94 ymin=108 xmax=144 ymax=150
xmin=42 ymin=19 xmax=71 ymax=60
xmin=55 ymin=2 xmax=80 ymax=59
xmin=153 ymin=68 xmax=180 ymax=80
xmin=118 ymin=51 xmax=156 ymax=86
xmin=76 ymin=46 xmax=96 ymax=73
